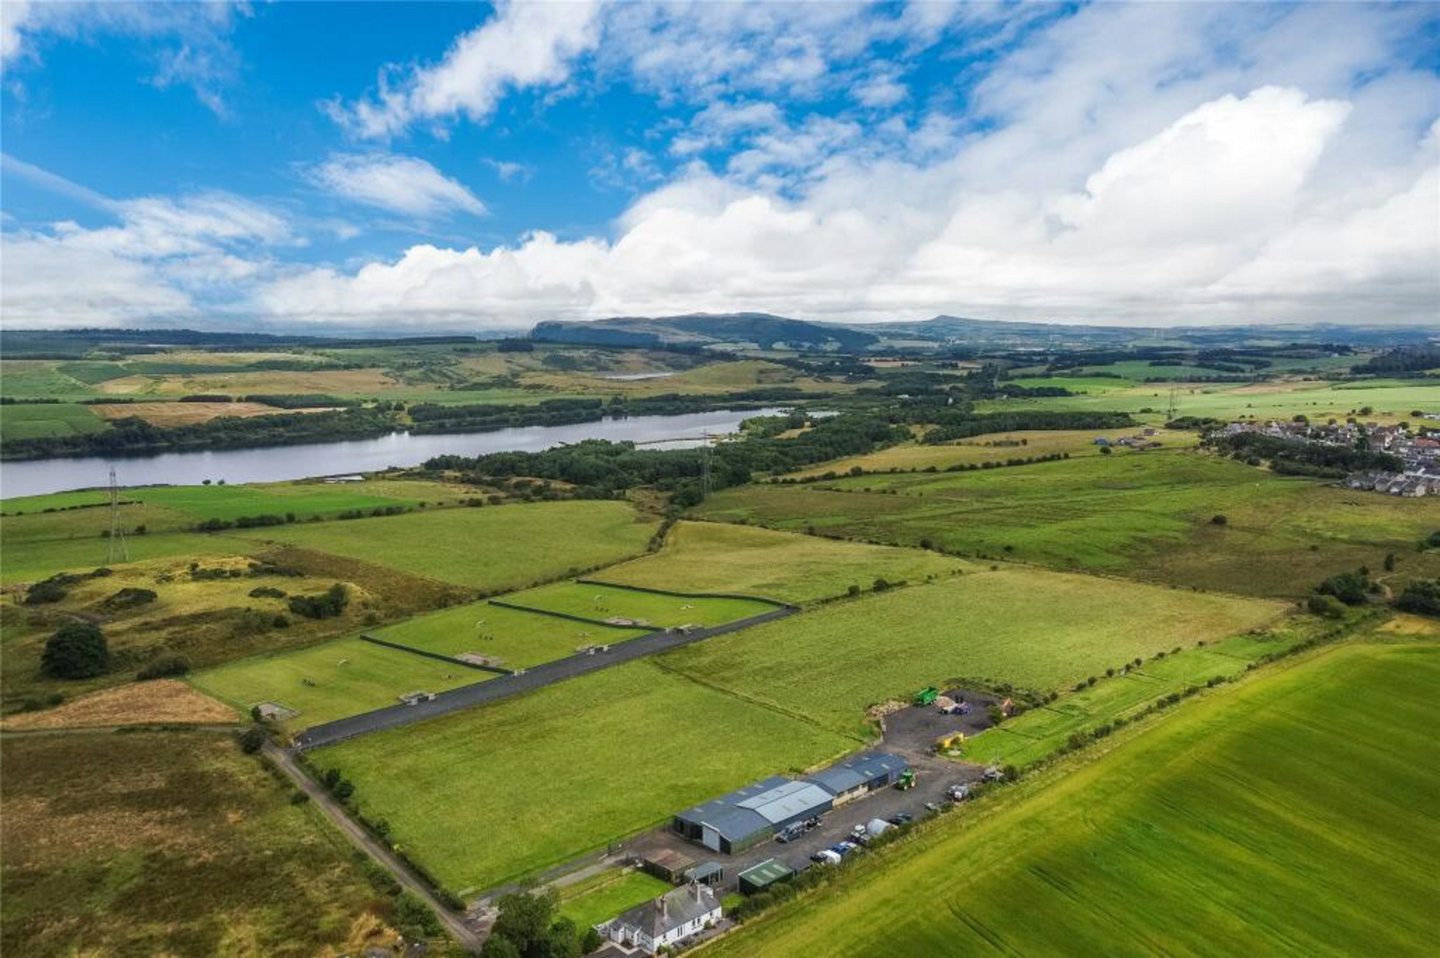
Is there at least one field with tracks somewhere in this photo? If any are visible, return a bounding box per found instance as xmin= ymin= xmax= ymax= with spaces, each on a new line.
xmin=594 ymin=521 xmax=970 ymax=604
xmin=697 ymin=450 xmax=1440 ymax=596
xmin=499 ymin=580 xmax=778 ymax=627
xmin=702 ymin=638 xmax=1440 ymax=957
xmin=0 ymin=402 xmax=106 ymax=440
xmin=661 ymin=570 xmax=1282 ymax=737
xmin=313 ymin=660 xmax=859 ymax=894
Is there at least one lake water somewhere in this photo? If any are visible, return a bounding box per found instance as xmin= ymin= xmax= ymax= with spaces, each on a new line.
xmin=0 ymin=408 xmax=783 ymax=499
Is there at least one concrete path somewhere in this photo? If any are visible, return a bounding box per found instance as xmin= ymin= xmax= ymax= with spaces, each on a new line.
xmin=294 ymin=605 xmax=797 ymax=750
xmin=264 ymin=742 xmax=486 ymax=954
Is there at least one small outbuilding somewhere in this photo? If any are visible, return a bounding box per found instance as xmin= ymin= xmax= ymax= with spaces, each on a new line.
xmin=738 ymin=858 xmax=795 ymax=896
xmin=683 ymin=861 xmax=725 ymax=887
xmin=637 ymin=848 xmax=695 ymax=883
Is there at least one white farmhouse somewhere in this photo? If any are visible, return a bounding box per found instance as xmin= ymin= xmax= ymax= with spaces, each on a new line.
xmin=602 ymin=882 xmax=721 ymax=954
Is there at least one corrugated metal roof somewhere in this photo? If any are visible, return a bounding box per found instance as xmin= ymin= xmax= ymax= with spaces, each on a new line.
xmin=807 ymin=751 xmax=909 ymax=796
xmin=737 ymin=780 xmax=833 ymax=824
xmin=702 ymin=806 xmax=770 ymax=842
xmin=674 ymin=775 xmax=789 ymax=826
xmin=739 ymin=858 xmax=794 ymax=884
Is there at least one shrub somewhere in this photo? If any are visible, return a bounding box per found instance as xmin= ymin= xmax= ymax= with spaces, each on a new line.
xmin=288 ymin=583 xmax=349 ymax=619
xmin=1316 ymin=570 xmax=1370 ymax=606
xmin=136 ymin=654 xmax=190 ymax=680
xmin=42 ymin=622 xmax=109 ymax=679
xmin=24 ymin=580 xmax=68 ymax=605
xmin=1395 ymin=580 xmax=1440 ymax=617
xmin=1306 ymin=594 xmax=1347 ymax=619
xmin=1210 ymin=514 xmax=1228 ymax=526
xmin=237 ymin=727 xmax=266 ymax=754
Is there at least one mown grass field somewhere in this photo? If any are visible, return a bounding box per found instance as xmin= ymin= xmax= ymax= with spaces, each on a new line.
xmin=697 ymin=449 xmax=1440 ymax=597
xmin=1 ymin=731 xmax=392 ymax=958
xmin=785 ymin=428 xmax=1196 ymax=478
xmin=558 ymin=868 xmax=672 ymax=930
xmin=702 ymin=638 xmax=1440 ymax=957
xmin=372 ymin=600 xmax=650 ymax=669
xmin=0 ymin=402 xmax=107 ymax=440
xmin=661 ymin=570 xmax=1282 ymax=738
xmin=192 ymin=636 xmax=487 ymax=728
xmin=501 ymin=581 xmax=777 ymax=627
xmin=978 ymin=378 xmax=1440 ymax=424
xmin=593 ymin=521 xmax=970 ymax=604
xmin=240 ymin=500 xmax=658 ymax=590
xmin=314 ymin=660 xmax=858 ymax=895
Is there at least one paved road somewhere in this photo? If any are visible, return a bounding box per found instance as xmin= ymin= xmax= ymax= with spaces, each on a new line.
xmin=294 ymin=606 xmax=797 ymax=750
xmin=264 ymin=743 xmax=485 ymax=952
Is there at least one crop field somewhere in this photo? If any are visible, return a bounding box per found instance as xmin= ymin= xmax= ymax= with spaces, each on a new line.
xmin=372 ymin=600 xmax=650 ymax=669
xmin=241 ymin=500 xmax=658 ymax=590
xmin=978 ymin=378 xmax=1440 ymax=424
xmin=500 ymin=581 xmax=776 ymax=627
xmin=703 ymin=639 xmax=1440 ymax=957
xmin=558 ymin=868 xmax=672 ymax=930
xmin=785 ymin=428 xmax=1196 ymax=478
xmin=313 ymin=660 xmax=858 ymax=894
xmin=661 ymin=570 xmax=1283 ymax=737
xmin=0 ymin=361 xmax=100 ymax=399
xmin=697 ymin=450 xmax=1440 ymax=596
xmin=1 ymin=731 xmax=387 ymax=958
xmin=87 ymin=400 xmax=312 ymax=426
xmin=594 ymin=521 xmax=969 ymax=604
xmin=0 ymin=402 xmax=107 ymax=440
xmin=192 ymin=635 xmax=487 ymax=728
xmin=524 ymin=359 xmax=852 ymax=397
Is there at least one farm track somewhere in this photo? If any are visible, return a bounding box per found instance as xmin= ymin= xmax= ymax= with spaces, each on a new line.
xmin=293 ymin=605 xmax=798 ymax=749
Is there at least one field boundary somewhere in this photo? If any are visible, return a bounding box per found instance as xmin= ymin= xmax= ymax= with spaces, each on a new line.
xmin=574 ymin=578 xmax=789 ymax=607
xmin=359 ymin=633 xmax=513 ymax=675
xmin=485 ymin=598 xmax=650 ymax=630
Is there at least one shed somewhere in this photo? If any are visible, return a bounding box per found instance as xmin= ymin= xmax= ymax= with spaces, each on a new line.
xmin=683 ymin=861 xmax=724 ymax=887
xmin=806 ymin=752 xmax=910 ymax=805
xmin=738 ymin=858 xmax=795 ymax=895
xmin=638 ymin=848 xmax=696 ymax=883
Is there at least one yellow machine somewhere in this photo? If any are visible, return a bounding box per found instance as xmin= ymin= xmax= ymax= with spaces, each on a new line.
xmin=935 ymin=732 xmax=966 ymax=753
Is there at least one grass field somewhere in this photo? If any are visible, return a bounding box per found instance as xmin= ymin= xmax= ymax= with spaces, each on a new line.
xmin=593 ymin=521 xmax=970 ymax=604
xmin=500 ymin=581 xmax=777 ymax=627
xmin=661 ymin=570 xmax=1283 ymax=738
xmin=558 ymin=868 xmax=672 ymax=930
xmin=313 ymin=660 xmax=858 ymax=894
xmin=702 ymin=638 xmax=1440 ymax=957
xmin=697 ymin=450 xmax=1440 ymax=597
xmin=88 ymin=400 xmax=314 ymax=426
xmin=784 ymin=428 xmax=1196 ymax=478
xmin=192 ymin=636 xmax=488 ymax=728
xmin=372 ymin=599 xmax=650 ymax=669
xmin=0 ymin=679 xmax=235 ymax=730
xmin=0 ymin=527 xmax=256 ymax=585
xmin=0 ymin=403 xmax=107 ymax=440
xmin=1 ymin=731 xmax=394 ymax=957
xmin=239 ymin=500 xmax=657 ymax=590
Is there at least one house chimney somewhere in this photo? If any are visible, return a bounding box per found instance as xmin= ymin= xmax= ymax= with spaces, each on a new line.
xmin=692 ymin=881 xmax=702 ymax=903
xmin=658 ymin=895 xmax=667 ymax=920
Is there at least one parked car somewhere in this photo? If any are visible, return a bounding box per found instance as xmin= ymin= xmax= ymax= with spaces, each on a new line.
xmin=811 ymin=849 xmax=842 ymax=865
xmin=888 ymin=812 xmax=914 ymax=826
xmin=776 ymin=822 xmax=805 ymax=843
xmin=982 ymin=766 xmax=1006 ymax=782
xmin=948 ymin=783 xmax=971 ymax=802
xmin=832 ymin=841 xmax=860 ymax=858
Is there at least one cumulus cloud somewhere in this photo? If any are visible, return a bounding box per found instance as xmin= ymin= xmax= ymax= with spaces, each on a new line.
xmin=309 ymin=153 xmax=486 ymax=218
xmin=335 ymin=0 xmax=602 ymax=138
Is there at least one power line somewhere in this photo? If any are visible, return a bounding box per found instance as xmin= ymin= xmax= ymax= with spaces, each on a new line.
xmin=107 ymin=467 xmax=129 ymax=564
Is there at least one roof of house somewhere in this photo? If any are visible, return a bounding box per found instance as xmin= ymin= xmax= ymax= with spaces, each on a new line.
xmin=612 ymin=885 xmax=720 ymax=938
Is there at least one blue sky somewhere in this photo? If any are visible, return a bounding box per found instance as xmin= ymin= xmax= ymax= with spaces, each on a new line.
xmin=2 ymin=1 xmax=1437 ymax=331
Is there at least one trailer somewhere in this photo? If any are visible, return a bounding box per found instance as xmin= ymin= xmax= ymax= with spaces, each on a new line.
xmin=914 ymin=686 xmax=940 ymax=707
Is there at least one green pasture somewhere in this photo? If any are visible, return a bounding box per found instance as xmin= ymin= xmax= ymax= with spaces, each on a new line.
xmin=0 ymin=403 xmax=107 ymax=440
xmin=698 ymin=450 xmax=1440 ymax=597
xmin=313 ymin=660 xmax=857 ymax=895
xmin=237 ymin=500 xmax=657 ymax=590
xmin=191 ymin=636 xmax=486 ymax=728
xmin=0 ymin=362 xmax=99 ymax=400
xmin=372 ymin=600 xmax=649 ymax=669
xmin=594 ymin=521 xmax=969 ymax=605
xmin=703 ymin=639 xmax=1440 ymax=957
xmin=961 ymin=623 xmax=1326 ymax=768
xmin=500 ymin=580 xmax=775 ymax=628
xmin=557 ymin=869 xmax=672 ymax=930
xmin=0 ymin=527 xmax=255 ymax=585
xmin=660 ymin=570 xmax=1282 ymax=738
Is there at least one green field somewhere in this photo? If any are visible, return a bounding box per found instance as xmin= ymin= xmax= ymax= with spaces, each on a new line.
xmin=697 ymin=449 xmax=1440 ymax=597
xmin=661 ymin=570 xmax=1283 ymax=737
xmin=192 ymin=636 xmax=487 ymax=728
xmin=960 ymin=623 xmax=1328 ymax=768
xmin=0 ymin=403 xmax=106 ymax=440
xmin=0 ymin=527 xmax=256 ymax=585
xmin=313 ymin=660 xmax=857 ymax=894
xmin=240 ymin=500 xmax=658 ymax=590
xmin=372 ymin=600 xmax=650 ymax=668
xmin=594 ymin=521 xmax=970 ymax=604
xmin=557 ymin=868 xmax=672 ymax=930
xmin=500 ymin=581 xmax=777 ymax=627
xmin=703 ymin=639 xmax=1440 ymax=957
xmin=1 ymin=731 xmax=391 ymax=957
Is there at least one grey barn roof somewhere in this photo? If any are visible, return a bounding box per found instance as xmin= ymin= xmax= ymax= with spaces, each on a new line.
xmin=806 ymin=751 xmax=909 ymax=796
xmin=675 ymin=775 xmax=789 ymax=827
xmin=736 ymin=779 xmax=833 ymax=825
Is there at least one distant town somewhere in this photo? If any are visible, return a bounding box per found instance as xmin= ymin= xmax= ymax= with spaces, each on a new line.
xmin=1216 ymin=414 xmax=1440 ymax=496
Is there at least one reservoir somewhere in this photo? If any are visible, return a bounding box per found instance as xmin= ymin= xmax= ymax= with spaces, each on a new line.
xmin=0 ymin=407 xmax=782 ymax=498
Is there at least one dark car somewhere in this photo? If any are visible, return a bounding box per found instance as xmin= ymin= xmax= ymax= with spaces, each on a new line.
xmin=888 ymin=812 xmax=914 ymax=826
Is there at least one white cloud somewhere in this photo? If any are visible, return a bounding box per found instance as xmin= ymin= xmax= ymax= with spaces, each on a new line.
xmin=336 ymin=0 xmax=602 ymax=138
xmin=484 ymin=158 xmax=531 ymax=183
xmin=310 ymin=152 xmax=486 ymax=218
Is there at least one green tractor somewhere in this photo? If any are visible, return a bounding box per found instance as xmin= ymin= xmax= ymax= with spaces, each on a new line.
xmin=895 ymin=769 xmax=917 ymax=791
xmin=913 ymin=686 xmax=940 ymax=707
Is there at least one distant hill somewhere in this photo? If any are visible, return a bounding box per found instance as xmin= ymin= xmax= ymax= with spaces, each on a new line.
xmin=530 ymin=313 xmax=879 ymax=350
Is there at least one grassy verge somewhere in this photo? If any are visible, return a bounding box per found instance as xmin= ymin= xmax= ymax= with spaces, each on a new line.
xmin=557 ymin=868 xmax=672 ymax=930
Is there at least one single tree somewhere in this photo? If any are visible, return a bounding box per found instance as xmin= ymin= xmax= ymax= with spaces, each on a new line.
xmin=42 ymin=621 xmax=109 ymax=678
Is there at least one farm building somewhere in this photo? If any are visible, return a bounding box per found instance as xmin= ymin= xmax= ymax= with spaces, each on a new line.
xmin=602 ymin=883 xmax=721 ymax=954
xmin=637 ymin=848 xmax=696 ymax=883
xmin=673 ymin=776 xmax=834 ymax=854
xmin=738 ymin=858 xmax=795 ymax=896
xmin=805 ymin=752 xmax=909 ymax=805
xmin=684 ymin=861 xmax=724 ymax=887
